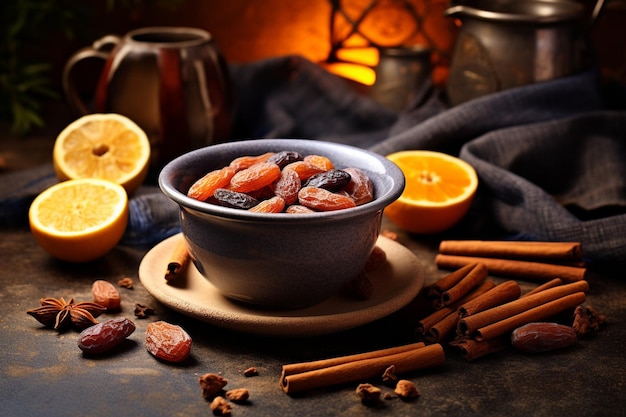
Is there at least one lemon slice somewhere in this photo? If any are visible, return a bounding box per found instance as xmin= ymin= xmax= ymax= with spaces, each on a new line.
xmin=53 ymin=113 xmax=151 ymax=194
xmin=29 ymin=178 xmax=129 ymax=262
xmin=385 ymin=150 xmax=478 ymax=234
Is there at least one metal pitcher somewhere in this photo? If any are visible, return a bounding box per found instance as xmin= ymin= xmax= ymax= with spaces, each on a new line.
xmin=445 ymin=0 xmax=606 ymax=105
xmin=63 ymin=26 xmax=233 ymax=168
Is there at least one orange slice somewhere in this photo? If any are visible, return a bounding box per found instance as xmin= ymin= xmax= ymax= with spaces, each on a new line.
xmin=384 ymin=150 xmax=478 ymax=234
xmin=53 ymin=113 xmax=151 ymax=194
xmin=29 ymin=178 xmax=129 ymax=262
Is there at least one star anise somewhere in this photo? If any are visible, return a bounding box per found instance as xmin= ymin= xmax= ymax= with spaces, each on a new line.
xmin=27 ymin=297 xmax=106 ymax=331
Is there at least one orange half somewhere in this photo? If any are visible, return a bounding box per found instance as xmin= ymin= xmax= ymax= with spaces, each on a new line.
xmin=384 ymin=150 xmax=478 ymax=234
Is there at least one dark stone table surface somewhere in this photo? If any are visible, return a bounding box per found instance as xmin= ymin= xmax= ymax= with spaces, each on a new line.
xmin=1 ymin=120 xmax=625 ymax=417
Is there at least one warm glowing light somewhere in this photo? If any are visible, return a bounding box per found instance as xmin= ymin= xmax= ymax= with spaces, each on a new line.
xmin=335 ymin=47 xmax=380 ymax=67
xmin=323 ymin=62 xmax=377 ymax=86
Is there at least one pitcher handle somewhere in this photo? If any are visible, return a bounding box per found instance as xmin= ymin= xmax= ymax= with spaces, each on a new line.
xmin=62 ymin=35 xmax=122 ymax=115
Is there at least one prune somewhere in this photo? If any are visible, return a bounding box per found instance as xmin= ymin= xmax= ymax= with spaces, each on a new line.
xmin=214 ymin=188 xmax=259 ymax=209
xmin=267 ymin=150 xmax=303 ymax=168
xmin=304 ymin=169 xmax=351 ymax=191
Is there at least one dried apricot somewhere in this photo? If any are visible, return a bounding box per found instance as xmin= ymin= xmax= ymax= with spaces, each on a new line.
xmin=285 ymin=205 xmax=316 ymax=214
xmin=304 ymin=154 xmax=334 ymax=171
xmin=229 ymin=162 xmax=281 ymax=193
xmin=187 ymin=166 xmax=236 ymax=201
xmin=229 ymin=152 xmax=274 ymax=171
xmin=343 ymin=167 xmax=374 ymax=206
xmin=145 ymin=321 xmax=192 ymax=363
xmin=283 ymin=161 xmax=326 ymax=181
xmin=249 ymin=196 xmax=285 ymax=213
xmin=78 ymin=317 xmax=135 ymax=355
xmin=298 ymin=186 xmax=357 ymax=211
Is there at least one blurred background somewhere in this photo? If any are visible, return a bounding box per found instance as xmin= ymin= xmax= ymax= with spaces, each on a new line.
xmin=1 ymin=0 xmax=625 ymax=141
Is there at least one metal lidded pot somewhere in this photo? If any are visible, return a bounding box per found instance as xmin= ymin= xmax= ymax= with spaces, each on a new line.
xmin=445 ymin=0 xmax=606 ymax=105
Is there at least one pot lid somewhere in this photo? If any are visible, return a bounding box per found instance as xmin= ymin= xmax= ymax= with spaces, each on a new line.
xmin=445 ymin=0 xmax=585 ymax=23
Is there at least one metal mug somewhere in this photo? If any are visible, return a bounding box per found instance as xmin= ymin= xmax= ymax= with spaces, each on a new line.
xmin=63 ymin=26 xmax=233 ymax=169
xmin=445 ymin=0 xmax=607 ymax=105
xmin=370 ymin=45 xmax=432 ymax=111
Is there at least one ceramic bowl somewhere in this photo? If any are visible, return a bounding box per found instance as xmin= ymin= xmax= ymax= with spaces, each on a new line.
xmin=159 ymin=139 xmax=405 ymax=309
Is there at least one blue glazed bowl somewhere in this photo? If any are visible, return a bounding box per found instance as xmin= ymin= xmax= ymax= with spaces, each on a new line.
xmin=159 ymin=139 xmax=405 ymax=309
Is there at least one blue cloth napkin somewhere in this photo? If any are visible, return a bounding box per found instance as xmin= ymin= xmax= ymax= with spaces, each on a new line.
xmin=2 ymin=55 xmax=625 ymax=265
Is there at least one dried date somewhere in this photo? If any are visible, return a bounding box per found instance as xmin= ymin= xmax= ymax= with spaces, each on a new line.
xmin=92 ymin=280 xmax=121 ymax=311
xmin=77 ymin=317 xmax=135 ymax=355
xmin=343 ymin=167 xmax=374 ymax=206
xmin=273 ymin=168 xmax=301 ymax=205
xmin=145 ymin=321 xmax=192 ymax=363
xmin=511 ymin=322 xmax=577 ymax=353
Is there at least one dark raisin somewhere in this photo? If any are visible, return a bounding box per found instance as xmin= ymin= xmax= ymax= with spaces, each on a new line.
xmin=267 ymin=151 xmax=303 ymax=168
xmin=304 ymin=169 xmax=351 ymax=191
xmin=213 ymin=188 xmax=259 ymax=209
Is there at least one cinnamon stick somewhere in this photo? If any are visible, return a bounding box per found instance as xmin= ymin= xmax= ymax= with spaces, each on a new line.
xmin=439 ymin=240 xmax=583 ymax=261
xmin=449 ymin=336 xmax=508 ymax=361
xmin=458 ymin=280 xmax=521 ymax=317
xmin=435 ymin=254 xmax=586 ymax=283
xmin=280 ymin=343 xmax=444 ymax=394
xmin=416 ymin=280 xmax=496 ymax=337
xmin=457 ymin=280 xmax=589 ymax=337
xmin=441 ymin=263 xmax=488 ymax=306
xmin=281 ymin=342 xmax=425 ymax=376
xmin=165 ymin=236 xmax=190 ymax=281
xmin=474 ymin=292 xmax=586 ymax=341
xmin=521 ymin=278 xmax=563 ymax=298
xmin=425 ymin=263 xmax=477 ymax=300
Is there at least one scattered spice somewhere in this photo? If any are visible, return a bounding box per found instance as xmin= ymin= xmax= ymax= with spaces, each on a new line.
xmin=225 ymin=388 xmax=249 ymax=403
xmin=134 ymin=303 xmax=155 ymax=319
xmin=382 ymin=365 xmax=398 ymax=387
xmin=117 ymin=277 xmax=134 ymax=289
xmin=573 ymin=304 xmax=606 ymax=337
xmin=27 ymin=297 xmax=106 ymax=331
xmin=394 ymin=380 xmax=420 ymax=400
xmin=199 ymin=373 xmax=228 ymax=399
xmin=210 ymin=396 xmax=231 ymax=416
xmin=356 ymin=383 xmax=382 ymax=404
xmin=243 ymin=367 xmax=258 ymax=377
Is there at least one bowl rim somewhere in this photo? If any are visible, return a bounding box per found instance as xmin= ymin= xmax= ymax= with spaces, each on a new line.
xmin=158 ymin=139 xmax=405 ymax=223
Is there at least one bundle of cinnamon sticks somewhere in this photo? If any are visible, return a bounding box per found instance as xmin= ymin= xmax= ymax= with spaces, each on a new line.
xmin=435 ymin=240 xmax=587 ymax=282
xmin=280 ymin=342 xmax=445 ymax=394
xmin=418 ymin=241 xmax=589 ymax=360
